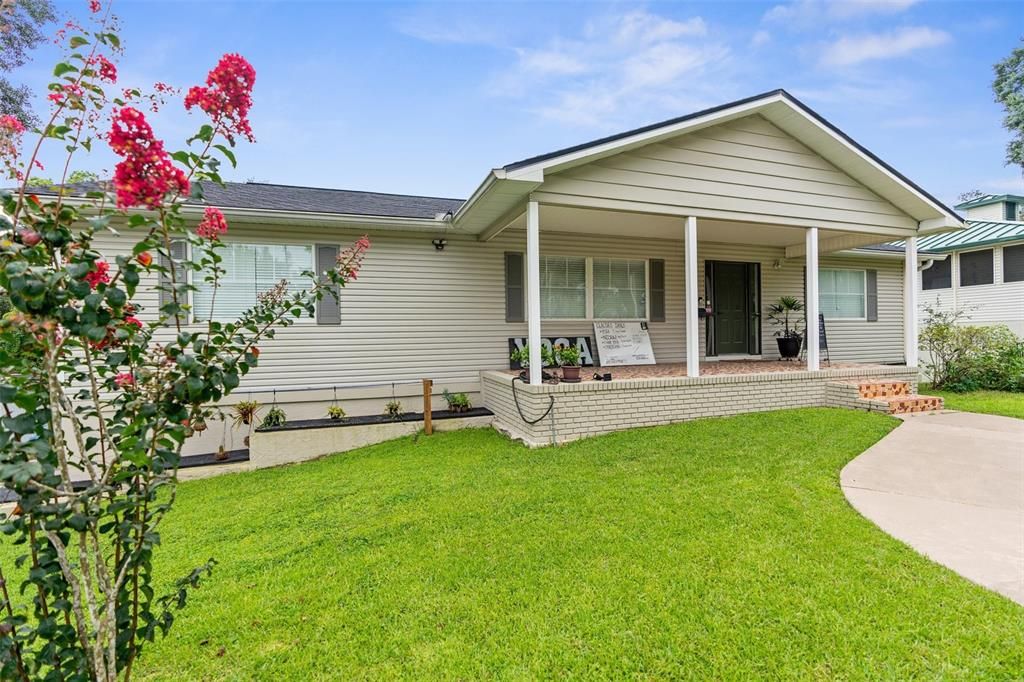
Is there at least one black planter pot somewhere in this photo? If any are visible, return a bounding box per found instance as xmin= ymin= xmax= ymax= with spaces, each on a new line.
xmin=776 ymin=336 xmax=802 ymax=359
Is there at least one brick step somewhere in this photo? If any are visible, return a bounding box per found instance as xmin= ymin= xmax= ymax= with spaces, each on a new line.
xmin=857 ymin=381 xmax=911 ymax=399
xmin=876 ymin=394 xmax=944 ymax=414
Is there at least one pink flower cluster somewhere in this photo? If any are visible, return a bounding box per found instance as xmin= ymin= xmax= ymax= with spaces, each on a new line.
xmin=84 ymin=260 xmax=110 ymax=289
xmin=196 ymin=206 xmax=228 ymax=239
xmin=114 ymin=372 xmax=134 ymax=388
xmin=94 ymin=55 xmax=117 ymax=83
xmin=89 ymin=0 xmax=102 ymax=13
xmin=108 ymin=107 xmax=189 ymax=209
xmin=336 ymin=235 xmax=371 ymax=281
xmin=184 ymin=54 xmax=256 ymax=144
xmin=0 ymin=116 xmax=26 ymax=135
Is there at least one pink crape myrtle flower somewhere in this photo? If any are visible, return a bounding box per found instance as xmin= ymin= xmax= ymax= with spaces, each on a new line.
xmin=89 ymin=0 xmax=101 ymax=12
xmin=195 ymin=206 xmax=228 ymax=239
xmin=113 ymin=372 xmax=134 ymax=388
xmin=0 ymin=116 xmax=26 ymax=135
xmin=184 ymin=54 xmax=256 ymax=144
xmin=84 ymin=260 xmax=110 ymax=289
xmin=94 ymin=55 xmax=117 ymax=83
xmin=108 ymin=107 xmax=189 ymax=209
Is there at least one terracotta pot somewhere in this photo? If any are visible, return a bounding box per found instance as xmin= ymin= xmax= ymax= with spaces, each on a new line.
xmin=561 ymin=365 xmax=582 ymax=383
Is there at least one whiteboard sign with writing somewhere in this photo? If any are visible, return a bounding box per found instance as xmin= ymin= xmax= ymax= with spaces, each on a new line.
xmin=593 ymin=321 xmax=656 ymax=366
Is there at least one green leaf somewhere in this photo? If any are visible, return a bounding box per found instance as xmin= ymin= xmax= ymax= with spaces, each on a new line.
xmin=53 ymin=62 xmax=77 ymax=77
xmin=69 ymin=36 xmax=89 ymax=48
xmin=214 ymin=144 xmax=237 ymax=168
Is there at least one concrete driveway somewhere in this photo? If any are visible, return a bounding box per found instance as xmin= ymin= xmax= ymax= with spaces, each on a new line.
xmin=841 ymin=410 xmax=1024 ymax=606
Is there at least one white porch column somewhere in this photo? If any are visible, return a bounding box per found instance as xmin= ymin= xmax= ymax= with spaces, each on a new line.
xmin=904 ymin=236 xmax=919 ymax=367
xmin=526 ymin=200 xmax=542 ymax=384
xmin=805 ymin=227 xmax=820 ymax=371
xmin=685 ymin=216 xmax=699 ymax=378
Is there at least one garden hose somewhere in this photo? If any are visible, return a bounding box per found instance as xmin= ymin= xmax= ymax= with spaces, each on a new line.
xmin=511 ymin=375 xmax=555 ymax=425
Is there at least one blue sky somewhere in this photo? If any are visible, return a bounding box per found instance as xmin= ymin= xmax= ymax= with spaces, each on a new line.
xmin=15 ymin=0 xmax=1024 ymax=207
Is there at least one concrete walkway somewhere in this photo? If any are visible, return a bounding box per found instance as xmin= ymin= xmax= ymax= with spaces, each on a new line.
xmin=841 ymin=411 xmax=1024 ymax=606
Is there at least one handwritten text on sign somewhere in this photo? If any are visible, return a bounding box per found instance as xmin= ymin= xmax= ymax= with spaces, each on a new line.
xmin=593 ymin=321 xmax=656 ymax=366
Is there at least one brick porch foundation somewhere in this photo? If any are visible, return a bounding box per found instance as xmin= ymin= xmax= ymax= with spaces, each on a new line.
xmin=482 ymin=364 xmax=925 ymax=447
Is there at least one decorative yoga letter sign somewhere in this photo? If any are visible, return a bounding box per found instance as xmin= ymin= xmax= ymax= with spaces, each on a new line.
xmin=593 ymin=321 xmax=656 ymax=366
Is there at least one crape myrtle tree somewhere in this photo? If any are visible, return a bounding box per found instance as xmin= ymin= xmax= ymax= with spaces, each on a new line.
xmin=0 ymin=1 xmax=369 ymax=679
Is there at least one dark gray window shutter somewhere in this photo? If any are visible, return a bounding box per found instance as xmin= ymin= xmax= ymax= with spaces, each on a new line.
xmin=505 ymin=252 xmax=525 ymax=323
xmin=159 ymin=240 xmax=187 ymax=322
xmin=649 ymin=259 xmax=665 ymax=322
xmin=316 ymin=244 xmax=341 ymax=325
xmin=865 ymin=269 xmax=878 ymax=322
xmin=1003 ymin=244 xmax=1024 ymax=283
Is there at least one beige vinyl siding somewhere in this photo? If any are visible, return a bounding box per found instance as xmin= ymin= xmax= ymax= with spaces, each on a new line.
xmin=92 ymin=224 xmax=906 ymax=394
xmin=919 ymin=241 xmax=1024 ymax=336
xmin=962 ymin=203 xmax=1008 ymax=221
xmin=537 ymin=115 xmax=917 ymax=233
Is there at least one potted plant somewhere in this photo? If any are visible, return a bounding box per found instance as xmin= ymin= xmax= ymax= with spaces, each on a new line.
xmin=384 ymin=400 xmax=403 ymax=420
xmin=509 ymin=344 xmax=555 ymax=382
xmin=766 ymin=296 xmax=805 ymax=360
xmin=442 ymin=389 xmax=472 ymax=413
xmin=555 ymin=343 xmax=583 ymax=383
xmin=327 ymin=405 xmax=346 ymax=420
xmin=232 ymin=400 xmax=261 ymax=426
xmin=231 ymin=400 xmax=262 ymax=447
xmin=260 ymin=406 xmax=287 ymax=429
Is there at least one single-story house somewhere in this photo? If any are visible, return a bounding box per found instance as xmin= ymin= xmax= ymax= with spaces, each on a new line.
xmin=915 ymin=194 xmax=1024 ymax=335
xmin=63 ymin=89 xmax=964 ymax=451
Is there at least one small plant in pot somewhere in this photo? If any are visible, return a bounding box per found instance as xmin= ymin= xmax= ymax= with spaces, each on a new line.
xmin=767 ymin=296 xmax=805 ymax=360
xmin=260 ymin=406 xmax=288 ymax=429
xmin=385 ymin=400 xmax=403 ymax=420
xmin=327 ymin=405 xmax=346 ymax=420
xmin=232 ymin=400 xmax=262 ymax=447
xmin=555 ymin=343 xmax=583 ymax=383
xmin=509 ymin=344 xmax=556 ymax=382
xmin=442 ymin=389 xmax=472 ymax=413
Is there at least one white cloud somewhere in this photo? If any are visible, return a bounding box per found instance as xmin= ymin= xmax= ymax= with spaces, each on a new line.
xmin=436 ymin=8 xmax=730 ymax=128
xmin=765 ymin=0 xmax=920 ymax=26
xmin=820 ymin=27 xmax=950 ymax=67
xmin=750 ymin=30 xmax=771 ymax=48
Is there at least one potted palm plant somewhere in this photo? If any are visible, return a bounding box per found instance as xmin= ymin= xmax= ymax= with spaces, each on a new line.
xmin=767 ymin=296 xmax=804 ymax=360
xmin=555 ymin=343 xmax=582 ymax=383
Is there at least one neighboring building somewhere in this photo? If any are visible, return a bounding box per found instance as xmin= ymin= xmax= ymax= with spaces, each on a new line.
xmin=916 ymin=194 xmax=1024 ymax=335
xmin=47 ymin=89 xmax=963 ymax=452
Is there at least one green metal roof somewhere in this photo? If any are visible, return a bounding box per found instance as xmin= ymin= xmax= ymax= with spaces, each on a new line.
xmin=907 ymin=220 xmax=1024 ymax=253
xmin=953 ymin=193 xmax=1024 ymax=210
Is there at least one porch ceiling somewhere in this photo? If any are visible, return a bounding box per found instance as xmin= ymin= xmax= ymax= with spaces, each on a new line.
xmin=501 ymin=204 xmax=876 ymax=250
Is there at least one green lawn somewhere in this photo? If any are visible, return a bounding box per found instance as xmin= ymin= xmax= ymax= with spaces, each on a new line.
xmin=924 ymin=386 xmax=1024 ymax=419
xmin=6 ymin=409 xmax=1024 ymax=679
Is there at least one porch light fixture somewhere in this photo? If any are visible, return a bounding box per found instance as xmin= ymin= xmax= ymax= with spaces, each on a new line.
xmin=432 ymin=238 xmax=447 ymax=251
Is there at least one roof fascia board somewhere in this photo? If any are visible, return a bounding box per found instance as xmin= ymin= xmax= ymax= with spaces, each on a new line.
xmin=918 ymin=216 xmax=965 ymax=235
xmin=838 ymin=249 xmax=946 ymax=261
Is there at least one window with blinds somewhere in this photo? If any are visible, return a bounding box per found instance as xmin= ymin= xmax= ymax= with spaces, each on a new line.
xmin=1004 ymin=244 xmax=1024 ymax=283
xmin=192 ymin=243 xmax=314 ymax=321
xmin=819 ymin=268 xmax=865 ymax=319
xmin=540 ymin=256 xmax=586 ymax=319
xmin=593 ymin=258 xmax=646 ymax=319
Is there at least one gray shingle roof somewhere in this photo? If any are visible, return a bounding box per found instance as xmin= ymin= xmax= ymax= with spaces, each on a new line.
xmin=29 ymin=181 xmax=466 ymax=220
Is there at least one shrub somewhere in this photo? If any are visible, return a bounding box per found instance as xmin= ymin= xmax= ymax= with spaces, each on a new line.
xmin=920 ymin=304 xmax=1024 ymax=392
xmin=327 ymin=405 xmax=346 ymax=420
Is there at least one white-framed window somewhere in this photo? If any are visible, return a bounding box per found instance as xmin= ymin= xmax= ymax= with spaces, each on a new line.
xmin=539 ymin=255 xmax=648 ymax=320
xmin=192 ymin=242 xmax=315 ymax=322
xmin=592 ymin=258 xmax=647 ymax=319
xmin=540 ymin=255 xmax=587 ymax=319
xmin=819 ymin=268 xmax=866 ymax=320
